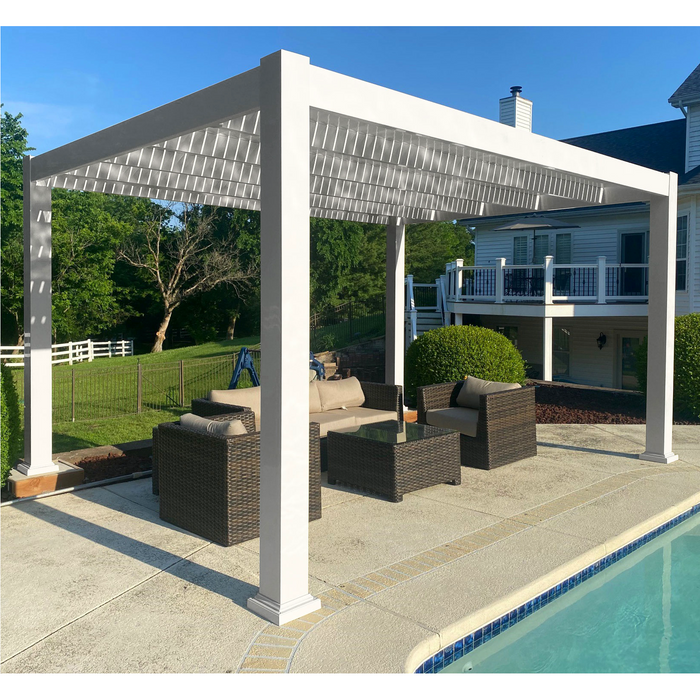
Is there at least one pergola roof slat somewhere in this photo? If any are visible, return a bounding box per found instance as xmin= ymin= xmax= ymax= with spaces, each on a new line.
xmin=34 ymin=56 xmax=671 ymax=224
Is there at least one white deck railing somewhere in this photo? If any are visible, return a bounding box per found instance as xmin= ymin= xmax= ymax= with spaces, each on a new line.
xmin=0 ymin=339 xmax=133 ymax=367
xmin=441 ymin=256 xmax=648 ymax=305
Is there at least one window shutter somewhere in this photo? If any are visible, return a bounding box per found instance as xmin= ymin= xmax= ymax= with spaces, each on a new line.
xmin=513 ymin=236 xmax=528 ymax=265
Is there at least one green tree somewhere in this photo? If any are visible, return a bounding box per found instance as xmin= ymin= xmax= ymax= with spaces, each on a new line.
xmin=1 ymin=108 xmax=34 ymax=345
xmin=119 ymin=204 xmax=257 ymax=352
xmin=405 ymin=221 xmax=474 ymax=283
xmin=51 ymin=190 xmax=138 ymax=342
xmin=178 ymin=208 xmax=262 ymax=341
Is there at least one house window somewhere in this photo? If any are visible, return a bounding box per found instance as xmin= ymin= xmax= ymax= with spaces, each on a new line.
xmin=533 ymin=234 xmax=549 ymax=264
xmin=496 ymin=326 xmax=518 ymax=348
xmin=513 ymin=236 xmax=528 ymax=265
xmin=677 ymin=215 xmax=688 ymax=291
xmin=553 ymin=327 xmax=571 ymax=378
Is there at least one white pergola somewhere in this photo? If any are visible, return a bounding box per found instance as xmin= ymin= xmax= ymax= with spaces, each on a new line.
xmin=21 ymin=50 xmax=679 ymax=625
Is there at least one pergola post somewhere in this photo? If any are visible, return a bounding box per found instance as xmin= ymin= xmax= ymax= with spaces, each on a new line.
xmin=17 ymin=156 xmax=57 ymax=476
xmin=247 ymin=50 xmax=321 ymax=625
xmin=641 ymin=173 xmax=678 ymax=464
xmin=542 ymin=316 xmax=553 ymax=382
xmin=385 ymin=219 xmax=405 ymax=388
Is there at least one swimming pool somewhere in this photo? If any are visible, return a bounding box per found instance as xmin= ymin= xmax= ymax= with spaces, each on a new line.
xmin=418 ymin=505 xmax=700 ymax=673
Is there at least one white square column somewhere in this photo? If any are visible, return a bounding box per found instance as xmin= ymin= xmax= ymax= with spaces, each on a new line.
xmin=247 ymin=50 xmax=321 ymax=625
xmin=542 ymin=316 xmax=553 ymax=382
xmin=385 ymin=219 xmax=405 ymax=389
xmin=17 ymin=156 xmax=58 ymax=476
xmin=641 ymin=173 xmax=678 ymax=464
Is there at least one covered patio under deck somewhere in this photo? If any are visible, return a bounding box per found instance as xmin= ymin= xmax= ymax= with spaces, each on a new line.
xmin=21 ymin=50 xmax=679 ymax=625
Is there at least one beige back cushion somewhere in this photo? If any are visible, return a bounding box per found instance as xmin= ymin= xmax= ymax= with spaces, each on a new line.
xmin=316 ymin=376 xmax=365 ymax=411
xmin=309 ymin=381 xmax=322 ymax=413
xmin=208 ymin=386 xmax=261 ymax=416
xmin=180 ymin=413 xmax=248 ymax=437
xmin=456 ymin=375 xmax=521 ymax=409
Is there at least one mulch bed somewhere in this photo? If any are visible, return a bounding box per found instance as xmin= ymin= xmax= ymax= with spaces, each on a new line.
xmin=533 ymin=383 xmax=699 ymax=425
xmin=74 ymin=453 xmax=152 ymax=484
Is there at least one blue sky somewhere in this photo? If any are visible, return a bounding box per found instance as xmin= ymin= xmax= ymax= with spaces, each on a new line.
xmin=2 ymin=26 xmax=699 ymax=155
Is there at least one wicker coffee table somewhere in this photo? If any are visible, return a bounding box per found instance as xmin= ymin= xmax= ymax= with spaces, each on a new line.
xmin=326 ymin=420 xmax=461 ymax=502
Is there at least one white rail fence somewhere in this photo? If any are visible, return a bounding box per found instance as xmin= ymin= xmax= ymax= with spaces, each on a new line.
xmin=0 ymin=339 xmax=133 ymax=368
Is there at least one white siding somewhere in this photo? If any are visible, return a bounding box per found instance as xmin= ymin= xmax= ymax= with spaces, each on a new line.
xmin=472 ymin=203 xmax=699 ymax=315
xmin=473 ymin=211 xmax=650 ymax=266
xmin=479 ymin=315 xmax=648 ymax=388
xmin=687 ymin=103 xmax=700 ymax=171
xmin=691 ymin=193 xmax=700 ymax=313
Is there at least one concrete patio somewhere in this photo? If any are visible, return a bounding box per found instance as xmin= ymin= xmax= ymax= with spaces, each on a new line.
xmin=2 ymin=423 xmax=699 ymax=674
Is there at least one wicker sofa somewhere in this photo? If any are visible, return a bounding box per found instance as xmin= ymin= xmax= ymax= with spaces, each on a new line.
xmin=152 ymin=410 xmax=322 ymax=546
xmin=417 ymin=380 xmax=537 ymax=470
xmin=191 ymin=378 xmax=404 ymax=470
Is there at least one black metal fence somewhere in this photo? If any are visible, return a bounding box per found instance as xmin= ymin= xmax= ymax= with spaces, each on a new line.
xmin=310 ymin=298 xmax=386 ymax=353
xmin=10 ymin=350 xmax=261 ymax=423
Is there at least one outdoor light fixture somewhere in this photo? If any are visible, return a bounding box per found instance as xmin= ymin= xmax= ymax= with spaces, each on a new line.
xmin=597 ymin=333 xmax=607 ymax=350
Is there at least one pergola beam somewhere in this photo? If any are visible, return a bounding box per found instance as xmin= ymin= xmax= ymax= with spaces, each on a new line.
xmin=309 ymin=66 xmax=670 ymax=198
xmin=32 ymin=67 xmax=260 ymax=182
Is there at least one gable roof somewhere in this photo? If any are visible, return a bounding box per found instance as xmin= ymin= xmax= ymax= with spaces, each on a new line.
xmin=668 ymin=63 xmax=700 ymax=106
xmin=561 ymin=119 xmax=686 ymax=176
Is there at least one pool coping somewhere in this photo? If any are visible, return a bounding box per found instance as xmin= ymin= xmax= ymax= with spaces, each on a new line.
xmin=408 ymin=492 xmax=700 ymax=673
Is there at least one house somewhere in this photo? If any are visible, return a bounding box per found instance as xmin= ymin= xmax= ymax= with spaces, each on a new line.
xmin=407 ymin=62 xmax=700 ymax=390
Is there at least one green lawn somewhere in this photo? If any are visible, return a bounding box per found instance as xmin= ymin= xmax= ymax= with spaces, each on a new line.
xmin=7 ymin=337 xmax=260 ymax=453
xmin=53 ymin=408 xmax=189 ymax=453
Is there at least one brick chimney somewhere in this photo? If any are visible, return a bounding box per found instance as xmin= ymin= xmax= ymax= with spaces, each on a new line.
xmin=499 ymin=85 xmax=533 ymax=132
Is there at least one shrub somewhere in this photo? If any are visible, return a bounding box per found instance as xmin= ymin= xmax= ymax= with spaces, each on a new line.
xmin=405 ymin=325 xmax=527 ymax=404
xmin=1 ymin=364 xmax=22 ymax=488
xmin=635 ymin=313 xmax=700 ymax=419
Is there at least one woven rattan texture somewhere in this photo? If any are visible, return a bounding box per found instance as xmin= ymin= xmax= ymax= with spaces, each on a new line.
xmin=417 ymin=383 xmax=537 ymax=470
xmin=327 ymin=423 xmax=460 ymax=502
xmin=153 ymin=415 xmax=321 ymax=546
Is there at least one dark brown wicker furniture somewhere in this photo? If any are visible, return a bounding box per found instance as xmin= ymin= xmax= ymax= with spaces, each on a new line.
xmin=327 ymin=420 xmax=461 ymax=502
xmin=152 ymin=411 xmax=322 ymax=546
xmin=191 ymin=381 xmax=404 ymax=471
xmin=417 ymin=382 xmax=537 ymax=470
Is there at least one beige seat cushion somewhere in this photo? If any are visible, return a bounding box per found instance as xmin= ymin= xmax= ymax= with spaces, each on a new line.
xmin=316 ymin=376 xmax=365 ymax=411
xmin=208 ymin=386 xmax=261 ymax=430
xmin=426 ymin=407 xmax=479 ymax=437
xmin=343 ymin=406 xmax=396 ymax=428
xmin=309 ymin=381 xmax=322 ymax=413
xmin=308 ymin=410 xmax=357 ymax=437
xmin=180 ymin=413 xmax=248 ymax=437
xmin=456 ymin=375 xmax=521 ymax=410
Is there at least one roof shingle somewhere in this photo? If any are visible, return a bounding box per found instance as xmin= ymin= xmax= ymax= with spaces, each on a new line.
xmin=668 ymin=63 xmax=700 ymax=105
xmin=561 ymin=119 xmax=686 ymax=175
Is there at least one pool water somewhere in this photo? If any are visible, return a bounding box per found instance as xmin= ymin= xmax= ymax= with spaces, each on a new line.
xmin=441 ymin=514 xmax=700 ymax=673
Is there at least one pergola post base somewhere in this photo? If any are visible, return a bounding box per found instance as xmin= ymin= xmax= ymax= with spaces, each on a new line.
xmin=248 ymin=592 xmax=321 ymax=626
xmin=15 ymin=461 xmax=60 ymax=476
xmin=639 ymin=451 xmax=679 ymax=465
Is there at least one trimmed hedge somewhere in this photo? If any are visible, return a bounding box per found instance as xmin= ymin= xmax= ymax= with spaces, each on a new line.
xmin=1 ymin=364 xmax=22 ymax=488
xmin=405 ymin=325 xmax=527 ymax=404
xmin=635 ymin=313 xmax=700 ymax=420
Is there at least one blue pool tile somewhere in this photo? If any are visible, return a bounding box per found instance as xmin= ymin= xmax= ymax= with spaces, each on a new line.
xmin=418 ymin=504 xmax=700 ymax=674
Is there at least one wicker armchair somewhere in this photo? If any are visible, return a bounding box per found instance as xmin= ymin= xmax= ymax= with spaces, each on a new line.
xmin=417 ymin=382 xmax=537 ymax=470
xmin=152 ymin=411 xmax=322 ymax=546
xmin=192 ymin=381 xmax=404 ymax=471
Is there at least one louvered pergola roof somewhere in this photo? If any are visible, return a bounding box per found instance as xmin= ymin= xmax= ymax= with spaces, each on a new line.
xmin=31 ymin=61 xmax=670 ymax=223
